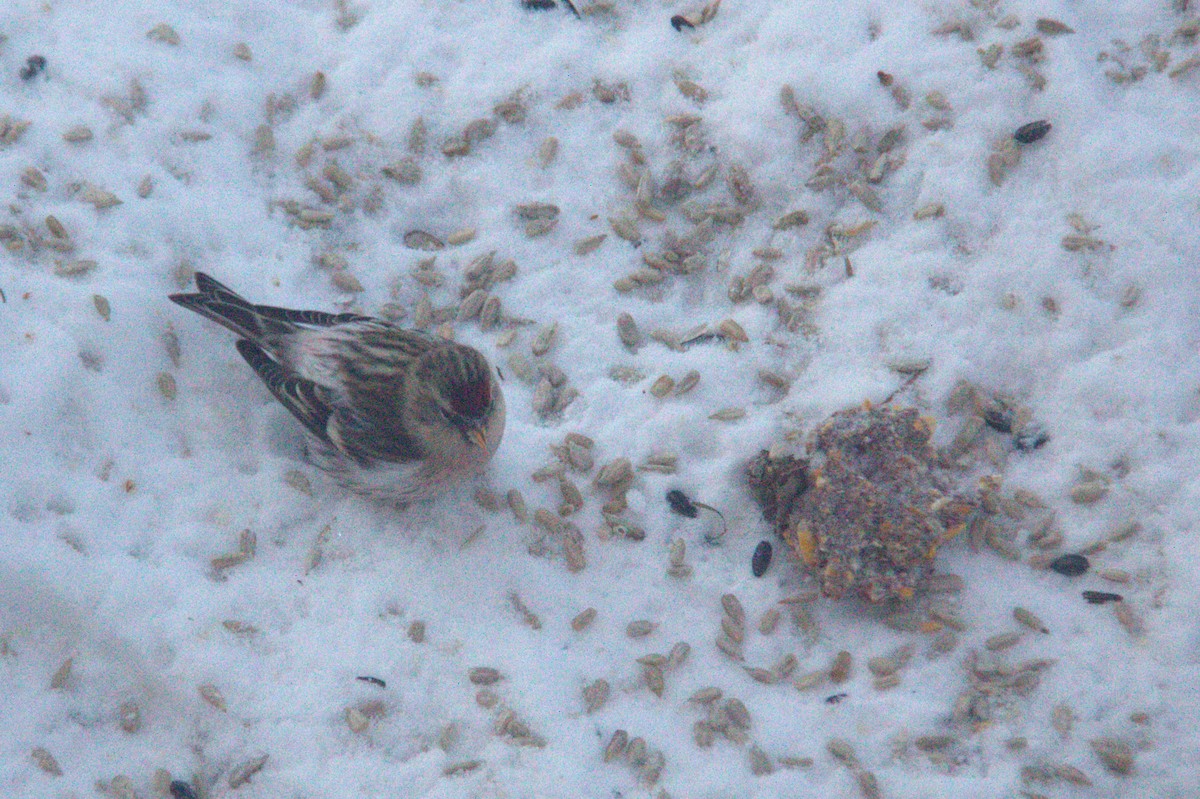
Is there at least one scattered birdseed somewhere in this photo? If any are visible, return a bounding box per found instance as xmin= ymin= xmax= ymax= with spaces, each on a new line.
xmin=827 ymin=738 xmax=859 ymax=767
xmin=1070 ymin=478 xmax=1109 ymax=504
xmin=1090 ymin=737 xmax=1134 ymax=775
xmin=1013 ymin=607 xmax=1049 ymax=634
xmin=31 ymin=747 xmax=62 ymax=776
xmin=830 ymin=650 xmax=853 ymax=683
xmin=1049 ymin=553 xmax=1089 ymax=576
xmin=627 ymin=620 xmax=657 ymax=638
xmin=751 ymin=541 xmax=772 ymax=577
xmin=603 ymin=729 xmax=629 ymax=762
xmin=469 ymin=667 xmax=502 ymax=686
xmin=1036 ymin=18 xmax=1074 ymax=35
xmin=147 ymin=23 xmax=181 ymax=45
xmin=583 ymin=679 xmax=610 ymax=712
xmin=1014 ymin=120 xmax=1052 ymax=144
xmin=198 ymin=683 xmax=227 ymax=711
xmin=228 ymin=753 xmax=268 ymax=788
xmin=20 ymin=55 xmax=47 ymax=81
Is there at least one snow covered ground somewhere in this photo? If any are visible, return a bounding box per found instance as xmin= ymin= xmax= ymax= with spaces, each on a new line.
xmin=3 ymin=0 xmax=1200 ymax=796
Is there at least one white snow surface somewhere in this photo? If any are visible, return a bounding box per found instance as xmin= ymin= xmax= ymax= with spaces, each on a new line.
xmin=2 ymin=0 xmax=1200 ymax=797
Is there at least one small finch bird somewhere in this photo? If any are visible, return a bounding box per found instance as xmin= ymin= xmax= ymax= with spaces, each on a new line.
xmin=169 ymin=272 xmax=505 ymax=504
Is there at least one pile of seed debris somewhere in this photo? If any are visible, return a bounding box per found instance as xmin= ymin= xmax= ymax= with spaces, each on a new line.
xmin=748 ymin=403 xmax=977 ymax=603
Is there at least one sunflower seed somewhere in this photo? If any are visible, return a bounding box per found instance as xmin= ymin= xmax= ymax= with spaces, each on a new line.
xmin=198 ymin=683 xmax=226 ymax=711
xmin=31 ymin=747 xmax=62 ymax=776
xmin=147 ymin=22 xmax=181 ymax=44
xmin=625 ymin=736 xmax=648 ymax=765
xmin=627 ymin=620 xmax=657 ymax=638
xmin=793 ymin=670 xmax=826 ymax=691
xmin=525 ymin=134 xmax=557 ymax=168
xmin=827 ymin=738 xmax=858 ymax=767
xmin=985 ymin=632 xmax=1022 ymax=651
xmin=228 ymin=753 xmax=269 ymax=788
xmin=830 ymin=651 xmax=853 ymax=683
xmin=54 ymin=259 xmax=97 ymax=277
xmin=531 ymin=322 xmax=558 ymax=356
xmin=609 ymin=214 xmax=641 ymax=244
xmin=583 ymin=679 xmax=610 ymax=713
xmin=857 ymin=770 xmax=882 ymax=799
xmin=644 ymin=665 xmax=666 ymax=696
xmin=382 ymin=158 xmax=421 ymax=184
xmin=403 ymin=230 xmax=444 ymax=251
xmin=573 ymin=234 xmax=607 ymax=257
xmin=715 ymin=635 xmax=743 ymax=660
xmin=1049 ymin=553 xmax=1089 ymax=576
xmin=1090 ymin=737 xmax=1133 ymax=775
xmin=724 ymin=698 xmax=751 ymax=728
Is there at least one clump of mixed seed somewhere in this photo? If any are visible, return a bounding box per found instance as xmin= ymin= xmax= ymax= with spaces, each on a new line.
xmin=748 ymin=403 xmax=977 ymax=603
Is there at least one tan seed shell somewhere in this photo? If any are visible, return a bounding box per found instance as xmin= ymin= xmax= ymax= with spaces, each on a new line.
xmin=668 ymin=641 xmax=691 ymax=669
xmin=721 ymin=615 xmax=745 ymax=644
xmin=446 ymin=227 xmax=476 ymax=246
xmin=873 ymin=673 xmax=901 ymax=691
xmin=198 ymin=683 xmax=227 ymax=711
xmin=1051 ymin=703 xmax=1074 ymax=737
xmin=718 ymin=318 xmax=749 ymax=342
xmin=1054 ymin=763 xmax=1093 ymax=786
xmin=147 ymin=22 xmax=181 ymax=44
xmin=505 ymin=489 xmax=528 ymax=522
xmin=31 ymin=747 xmax=62 ymax=776
xmin=986 ymin=632 xmax=1022 ymax=651
xmin=609 ymin=214 xmax=641 ymax=244
xmin=403 ymin=230 xmax=445 ymax=251
xmin=469 ymin=667 xmax=502 ymax=685
xmin=50 ymin=657 xmax=72 ymax=690
xmin=573 ymin=607 xmax=597 ymax=633
xmin=827 ymin=738 xmax=858 ymax=767
xmin=54 ymin=259 xmax=97 ymax=277
xmin=745 ymin=666 xmax=778 ymax=684
xmin=627 ymin=620 xmax=657 ymax=638
xmin=531 ymin=322 xmax=558 ymax=356
xmin=475 ymin=688 xmax=498 ymax=708
xmin=693 ymin=720 xmax=716 ymax=747
xmin=749 ymin=744 xmax=774 ymax=776
xmin=616 ymin=312 xmax=641 ymax=350
xmin=715 ymin=635 xmax=743 ymax=660
xmin=228 ymin=753 xmax=269 ymax=788
xmin=867 ymin=656 xmax=898 ymax=677
xmin=758 ymin=607 xmax=781 ymax=635
xmin=915 ymin=734 xmax=955 ymax=751
xmin=690 ymin=686 xmax=723 ymax=704
xmin=649 ymin=375 xmax=675 ymax=398
xmin=830 ymin=651 xmax=853 ymax=684
xmin=710 ymin=407 xmax=746 ymax=421
xmin=407 ymin=620 xmax=426 ymax=642
xmin=1090 ymin=737 xmax=1134 ymax=775
xmin=724 ymin=698 xmax=751 ymax=729
xmin=346 ymin=706 xmax=369 ymax=733
xmin=574 ymin=234 xmax=607 ymax=256
xmin=857 ymin=770 xmax=882 ymax=799
xmin=583 ymin=679 xmax=610 ymax=712
xmin=644 ymin=665 xmax=665 ymax=696
xmin=603 ymin=729 xmax=628 ymax=762
xmin=23 ymin=167 xmax=48 ymax=191
xmin=721 ymin=594 xmax=745 ymax=625
xmin=1013 ymin=607 xmax=1049 ymax=634
xmin=625 ymin=736 xmax=648 ymax=765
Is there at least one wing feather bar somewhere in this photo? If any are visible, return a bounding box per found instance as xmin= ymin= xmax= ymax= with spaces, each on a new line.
xmin=235 ymin=339 xmax=334 ymax=444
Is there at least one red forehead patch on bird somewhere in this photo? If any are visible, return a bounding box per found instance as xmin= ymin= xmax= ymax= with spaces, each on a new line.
xmin=450 ymin=378 xmax=491 ymax=417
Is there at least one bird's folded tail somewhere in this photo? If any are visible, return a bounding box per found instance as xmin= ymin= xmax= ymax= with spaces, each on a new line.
xmin=169 ymin=271 xmax=370 ymax=347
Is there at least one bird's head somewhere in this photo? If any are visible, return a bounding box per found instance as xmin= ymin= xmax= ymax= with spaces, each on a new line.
xmin=414 ymin=344 xmax=502 ymax=453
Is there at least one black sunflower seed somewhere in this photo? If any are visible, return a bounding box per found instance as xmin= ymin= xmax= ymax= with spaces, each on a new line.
xmin=666 ymin=489 xmax=699 ymax=518
xmin=1082 ymin=590 xmax=1123 ymax=605
xmin=751 ymin=540 xmax=772 ymax=577
xmin=170 ymin=782 xmax=199 ymax=799
xmin=671 ymin=14 xmax=695 ymax=31
xmin=1014 ymin=120 xmax=1052 ymax=144
xmin=1049 ymin=553 xmax=1089 ymax=577
xmin=19 ymin=55 xmax=47 ymax=81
